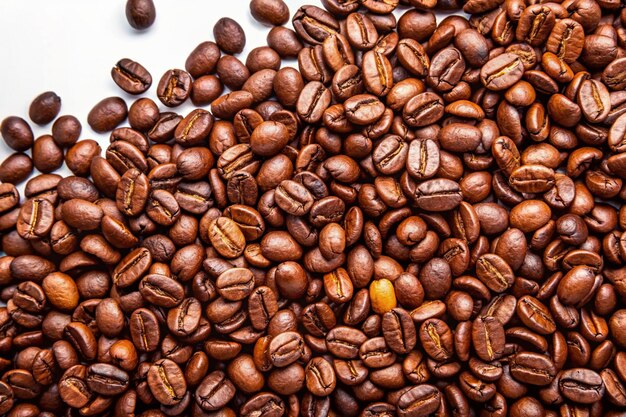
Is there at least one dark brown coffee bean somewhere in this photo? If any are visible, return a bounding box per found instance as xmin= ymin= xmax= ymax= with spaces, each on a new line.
xmin=214 ymin=18 xmax=246 ymax=54
xmin=139 ymin=274 xmax=184 ymax=307
xmin=111 ymin=58 xmax=152 ymax=94
xmin=476 ymin=254 xmax=515 ymax=293
xmin=297 ymin=81 xmax=332 ymax=124
xmin=147 ymin=359 xmax=187 ymax=405
xmin=29 ymin=92 xmax=61 ymax=125
xmin=195 ymin=371 xmax=236 ymax=411
xmin=116 ymin=169 xmax=149 ymax=217
xmin=157 ymin=69 xmax=192 ymax=107
xmin=397 ymin=384 xmax=441 ymax=417
xmin=516 ymin=5 xmax=555 ymax=46
xmin=326 ymin=326 xmax=367 ymax=359
xmin=427 ymin=47 xmax=465 ymax=92
xmin=113 ymin=247 xmax=151 ymax=288
xmin=129 ymin=308 xmax=160 ymax=352
xmin=250 ymin=0 xmax=290 ymax=26
xmin=125 ymin=0 xmax=156 ymax=30
xmin=0 ymin=157 xmax=30 ymax=194
xmin=293 ymin=5 xmax=339 ymax=45
xmin=419 ymin=319 xmax=453 ymax=361
xmin=397 ymin=39 xmax=430 ymax=78
xmin=382 ymin=308 xmax=416 ymax=354
xmin=87 ymin=97 xmax=127 ymax=133
xmin=1 ymin=116 xmax=34 ymax=151
xmin=472 ymin=315 xmax=505 ymax=362
xmin=559 ymin=368 xmax=605 ymax=404
xmin=509 ymin=352 xmax=556 ymax=386
xmin=305 ymin=357 xmax=336 ymax=396
xmin=86 ymin=363 xmax=129 ymax=396
xmin=207 ymin=217 xmax=246 ymax=259
xmin=480 ymin=53 xmax=524 ymax=91
xmin=413 ymin=179 xmax=462 ymax=212
xmin=546 ymin=18 xmax=584 ymax=63
xmin=216 ymin=268 xmax=254 ymax=301
xmin=16 ymin=197 xmax=54 ymax=239
xmin=58 ymin=365 xmax=90 ymax=408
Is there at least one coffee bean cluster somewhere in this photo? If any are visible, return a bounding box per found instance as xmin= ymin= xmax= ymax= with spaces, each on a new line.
xmin=2 ymin=0 xmax=626 ymax=415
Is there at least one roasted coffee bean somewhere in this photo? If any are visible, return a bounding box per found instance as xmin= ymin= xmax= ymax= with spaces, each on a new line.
xmin=476 ymin=254 xmax=515 ymax=293
xmin=130 ymin=308 xmax=160 ymax=352
xmin=116 ymin=169 xmax=149 ymax=217
xmin=139 ymin=274 xmax=184 ymax=307
xmin=420 ymin=319 xmax=454 ymax=361
xmin=397 ymin=384 xmax=441 ymax=417
xmin=29 ymin=91 xmax=61 ymax=125
xmin=157 ymin=69 xmax=192 ymax=107
xmin=214 ymin=18 xmax=246 ymax=54
xmin=472 ymin=315 xmax=505 ymax=362
xmin=509 ymin=352 xmax=556 ymax=386
xmin=147 ymin=359 xmax=187 ymax=405
xmin=250 ymin=0 xmax=290 ymax=26
xmin=293 ymin=5 xmax=339 ymax=45
xmin=86 ymin=363 xmax=129 ymax=396
xmin=17 ymin=197 xmax=54 ymax=239
xmin=559 ymin=368 xmax=605 ymax=404
xmin=481 ymin=53 xmax=524 ymax=91
xmin=87 ymin=97 xmax=128 ymax=133
xmin=382 ymin=308 xmax=416 ymax=354
xmin=1 ymin=116 xmax=34 ymax=151
xmin=413 ymin=179 xmax=462 ymax=212
xmin=305 ymin=357 xmax=336 ymax=396
xmin=111 ymin=59 xmax=152 ymax=94
xmin=125 ymin=0 xmax=156 ymax=30
xmin=195 ymin=371 xmax=236 ymax=411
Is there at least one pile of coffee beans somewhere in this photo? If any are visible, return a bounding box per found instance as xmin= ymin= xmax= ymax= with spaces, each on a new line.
xmin=2 ymin=0 xmax=626 ymax=415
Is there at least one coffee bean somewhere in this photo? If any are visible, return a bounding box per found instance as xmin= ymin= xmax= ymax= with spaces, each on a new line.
xmin=293 ymin=5 xmax=339 ymax=45
xmin=129 ymin=308 xmax=160 ymax=352
xmin=481 ymin=53 xmax=524 ymax=91
xmin=157 ymin=69 xmax=192 ymax=107
xmin=382 ymin=308 xmax=416 ymax=354
xmin=509 ymin=352 xmax=556 ymax=386
xmin=52 ymin=115 xmax=81 ymax=147
xmin=87 ymin=97 xmax=128 ymax=133
xmin=111 ymin=58 xmax=152 ymax=94
xmin=86 ymin=363 xmax=129 ymax=396
xmin=413 ymin=178 xmax=462 ymax=212
xmin=195 ymin=371 xmax=235 ymax=411
xmin=397 ymin=384 xmax=441 ymax=417
xmin=147 ymin=359 xmax=187 ymax=405
xmin=17 ymin=197 xmax=54 ymax=239
xmin=305 ymin=357 xmax=336 ymax=396
xmin=559 ymin=368 xmax=605 ymax=404
xmin=472 ymin=315 xmax=505 ymax=362
xmin=125 ymin=0 xmax=155 ymax=29
xmin=29 ymin=92 xmax=61 ymax=125
xmin=214 ymin=18 xmax=246 ymax=54
xmin=58 ymin=365 xmax=91 ymax=408
xmin=1 ymin=117 xmax=33 ymax=151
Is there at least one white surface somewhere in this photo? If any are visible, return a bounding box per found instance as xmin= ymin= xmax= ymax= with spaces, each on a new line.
xmin=0 ymin=0 xmax=459 ymax=184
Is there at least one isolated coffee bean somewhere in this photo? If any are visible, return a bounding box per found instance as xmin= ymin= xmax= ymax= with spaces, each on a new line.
xmin=126 ymin=0 xmax=156 ymax=30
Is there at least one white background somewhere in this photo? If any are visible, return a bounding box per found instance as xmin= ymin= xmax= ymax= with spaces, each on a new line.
xmin=0 ymin=0 xmax=459 ymax=187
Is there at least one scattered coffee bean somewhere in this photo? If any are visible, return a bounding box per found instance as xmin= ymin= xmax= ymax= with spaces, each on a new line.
xmin=125 ymin=0 xmax=156 ymax=30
